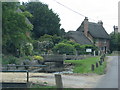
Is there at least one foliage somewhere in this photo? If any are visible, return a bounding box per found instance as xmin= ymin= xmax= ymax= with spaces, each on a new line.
xmin=2 ymin=2 xmax=33 ymax=56
xmin=80 ymin=44 xmax=98 ymax=54
xmin=110 ymin=32 xmax=120 ymax=52
xmin=39 ymin=34 xmax=53 ymax=42
xmin=22 ymin=2 xmax=62 ymax=38
xmin=73 ymin=43 xmax=82 ymax=55
xmin=22 ymin=55 xmax=33 ymax=61
xmin=24 ymin=42 xmax=33 ymax=56
xmin=33 ymin=34 xmax=63 ymax=54
xmin=37 ymin=41 xmax=54 ymax=54
xmin=53 ymin=43 xmax=76 ymax=55
xmin=39 ymin=34 xmax=62 ymax=45
xmin=60 ymin=40 xmax=97 ymax=55
xmin=33 ymin=55 xmax=44 ymax=61
xmin=65 ymin=56 xmax=106 ymax=74
xmin=2 ymin=55 xmax=19 ymax=65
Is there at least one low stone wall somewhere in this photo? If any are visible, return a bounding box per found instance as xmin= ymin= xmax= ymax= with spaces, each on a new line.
xmin=42 ymin=55 xmax=65 ymax=62
xmin=65 ymin=55 xmax=92 ymax=60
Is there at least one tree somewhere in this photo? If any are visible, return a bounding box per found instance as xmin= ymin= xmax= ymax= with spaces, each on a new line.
xmin=21 ymin=2 xmax=61 ymax=38
xmin=33 ymin=34 xmax=62 ymax=54
xmin=110 ymin=32 xmax=120 ymax=52
xmin=2 ymin=2 xmax=33 ymax=56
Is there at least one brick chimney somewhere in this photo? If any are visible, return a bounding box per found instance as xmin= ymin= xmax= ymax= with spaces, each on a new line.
xmin=113 ymin=25 xmax=118 ymax=34
xmin=84 ymin=17 xmax=88 ymax=37
xmin=98 ymin=20 xmax=103 ymax=26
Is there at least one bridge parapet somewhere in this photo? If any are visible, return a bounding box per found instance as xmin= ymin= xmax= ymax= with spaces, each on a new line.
xmin=42 ymin=55 xmax=65 ymax=62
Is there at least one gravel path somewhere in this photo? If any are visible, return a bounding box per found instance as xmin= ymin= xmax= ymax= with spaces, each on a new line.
xmin=1 ymin=72 xmax=103 ymax=88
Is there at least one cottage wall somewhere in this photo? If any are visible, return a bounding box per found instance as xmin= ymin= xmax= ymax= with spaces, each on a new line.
xmin=95 ymin=38 xmax=110 ymax=53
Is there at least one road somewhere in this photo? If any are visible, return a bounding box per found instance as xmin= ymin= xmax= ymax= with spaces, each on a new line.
xmin=94 ymin=56 xmax=118 ymax=88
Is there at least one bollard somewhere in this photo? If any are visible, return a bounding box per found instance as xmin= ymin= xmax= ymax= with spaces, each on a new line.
xmin=91 ymin=64 xmax=94 ymax=71
xmin=55 ymin=74 xmax=63 ymax=88
xmin=27 ymin=71 xmax=29 ymax=83
xmin=96 ymin=62 xmax=98 ymax=68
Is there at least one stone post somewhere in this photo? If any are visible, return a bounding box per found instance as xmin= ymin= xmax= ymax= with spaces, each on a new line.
xmin=55 ymin=74 xmax=63 ymax=88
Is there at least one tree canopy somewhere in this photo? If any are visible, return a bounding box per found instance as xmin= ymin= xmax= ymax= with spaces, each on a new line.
xmin=2 ymin=2 xmax=33 ymax=56
xmin=20 ymin=2 xmax=62 ymax=39
xmin=110 ymin=32 xmax=120 ymax=52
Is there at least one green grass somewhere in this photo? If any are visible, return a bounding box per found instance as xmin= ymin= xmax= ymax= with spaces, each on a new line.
xmin=65 ymin=56 xmax=106 ymax=74
xmin=93 ymin=61 xmax=107 ymax=74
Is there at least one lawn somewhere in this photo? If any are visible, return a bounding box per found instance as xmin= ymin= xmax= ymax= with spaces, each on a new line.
xmin=65 ymin=56 xmax=107 ymax=74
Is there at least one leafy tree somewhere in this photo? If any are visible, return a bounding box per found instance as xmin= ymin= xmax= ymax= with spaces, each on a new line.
xmin=39 ymin=34 xmax=62 ymax=45
xmin=110 ymin=32 xmax=120 ymax=52
xmin=2 ymin=2 xmax=33 ymax=56
xmin=39 ymin=34 xmax=53 ymax=42
xmin=53 ymin=43 xmax=76 ymax=55
xmin=21 ymin=2 xmax=61 ymax=38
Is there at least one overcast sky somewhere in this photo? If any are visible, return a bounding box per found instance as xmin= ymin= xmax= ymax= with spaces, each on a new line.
xmin=19 ymin=0 xmax=119 ymax=34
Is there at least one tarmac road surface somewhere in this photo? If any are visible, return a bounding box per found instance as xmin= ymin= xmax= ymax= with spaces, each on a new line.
xmin=94 ymin=56 xmax=118 ymax=88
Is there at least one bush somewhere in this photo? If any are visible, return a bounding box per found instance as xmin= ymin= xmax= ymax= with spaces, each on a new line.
xmin=74 ymin=43 xmax=82 ymax=55
xmin=53 ymin=43 xmax=76 ymax=55
xmin=24 ymin=42 xmax=33 ymax=56
xmin=2 ymin=55 xmax=18 ymax=65
xmin=23 ymin=55 xmax=33 ymax=61
xmin=33 ymin=55 xmax=44 ymax=61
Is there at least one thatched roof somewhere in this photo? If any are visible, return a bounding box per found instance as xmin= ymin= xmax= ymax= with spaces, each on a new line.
xmin=77 ymin=22 xmax=110 ymax=39
xmin=66 ymin=20 xmax=110 ymax=45
xmin=67 ymin=31 xmax=93 ymax=45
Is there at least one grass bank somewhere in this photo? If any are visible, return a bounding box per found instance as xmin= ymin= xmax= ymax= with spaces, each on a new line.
xmin=65 ymin=56 xmax=107 ymax=75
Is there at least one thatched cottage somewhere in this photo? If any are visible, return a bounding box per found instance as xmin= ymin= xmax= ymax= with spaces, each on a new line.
xmin=67 ymin=17 xmax=110 ymax=53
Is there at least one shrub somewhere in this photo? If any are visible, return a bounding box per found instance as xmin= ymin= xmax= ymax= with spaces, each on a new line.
xmin=74 ymin=43 xmax=82 ymax=55
xmin=33 ymin=55 xmax=44 ymax=61
xmin=2 ymin=55 xmax=18 ymax=65
xmin=24 ymin=42 xmax=33 ymax=56
xmin=23 ymin=55 xmax=33 ymax=61
xmin=53 ymin=43 xmax=76 ymax=55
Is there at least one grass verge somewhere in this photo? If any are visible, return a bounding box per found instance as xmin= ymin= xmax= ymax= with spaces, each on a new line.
xmin=65 ymin=56 xmax=107 ymax=75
